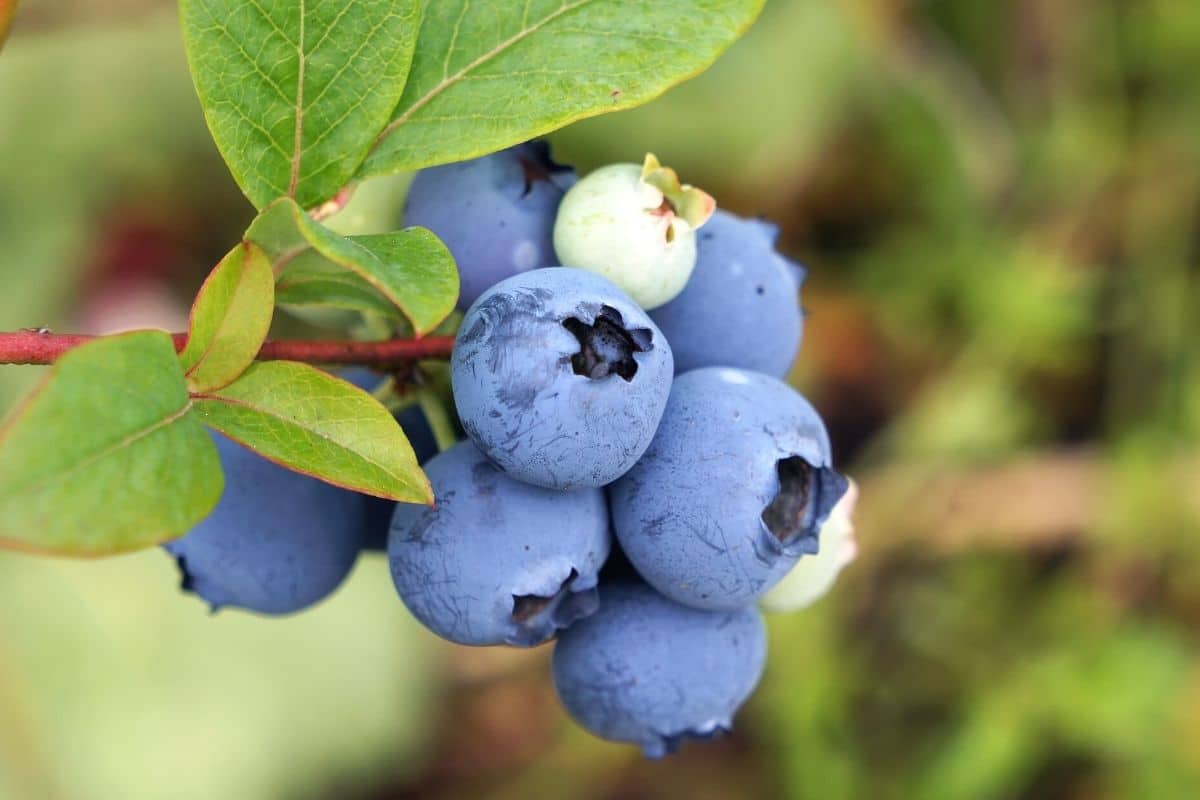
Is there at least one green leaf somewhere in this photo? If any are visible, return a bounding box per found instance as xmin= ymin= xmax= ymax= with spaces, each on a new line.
xmin=193 ymin=361 xmax=433 ymax=504
xmin=360 ymin=0 xmax=766 ymax=176
xmin=179 ymin=0 xmax=421 ymax=209
xmin=179 ymin=241 xmax=275 ymax=393
xmin=349 ymin=231 xmax=460 ymax=328
xmin=275 ymin=251 xmax=405 ymax=321
xmin=0 ymin=332 xmax=223 ymax=556
xmin=247 ymin=197 xmax=458 ymax=334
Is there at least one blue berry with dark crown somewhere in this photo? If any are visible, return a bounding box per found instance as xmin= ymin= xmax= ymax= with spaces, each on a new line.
xmin=451 ymin=268 xmax=674 ymax=490
xmin=610 ymin=367 xmax=848 ymax=611
xmin=388 ymin=440 xmax=610 ymax=647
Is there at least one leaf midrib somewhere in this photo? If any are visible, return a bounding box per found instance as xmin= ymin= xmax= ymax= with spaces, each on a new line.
xmin=375 ymin=0 xmax=596 ymax=143
xmin=0 ymin=401 xmax=194 ymax=502
xmin=194 ymin=392 xmax=416 ymax=489
xmin=288 ymin=0 xmax=307 ymax=197
xmin=185 ymin=246 xmax=259 ymax=382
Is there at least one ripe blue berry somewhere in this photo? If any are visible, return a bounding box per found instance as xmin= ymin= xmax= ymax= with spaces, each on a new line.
xmin=650 ymin=210 xmax=804 ymax=377
xmin=451 ymin=268 xmax=674 ymax=490
xmin=553 ymin=581 xmax=766 ymax=757
xmin=610 ymin=367 xmax=848 ymax=611
xmin=403 ymin=141 xmax=576 ymax=310
xmin=164 ymin=433 xmax=364 ymax=615
xmin=761 ymin=480 xmax=859 ymax=612
xmin=388 ymin=441 xmax=611 ymax=647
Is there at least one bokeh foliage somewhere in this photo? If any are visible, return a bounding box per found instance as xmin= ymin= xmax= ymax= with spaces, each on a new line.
xmin=1 ymin=1 xmax=1198 ymax=798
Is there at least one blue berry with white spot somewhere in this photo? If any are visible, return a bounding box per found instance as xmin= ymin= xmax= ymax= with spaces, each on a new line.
xmin=388 ymin=440 xmax=610 ymax=647
xmin=403 ymin=141 xmax=576 ymax=310
xmin=553 ymin=581 xmax=767 ymax=757
xmin=650 ymin=209 xmax=804 ymax=377
xmin=610 ymin=367 xmax=848 ymax=611
xmin=451 ymin=267 xmax=674 ymax=490
xmin=164 ymin=433 xmax=364 ymax=615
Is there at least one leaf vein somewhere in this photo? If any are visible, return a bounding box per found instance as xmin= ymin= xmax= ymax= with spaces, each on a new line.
xmin=195 ymin=395 xmax=413 ymax=486
xmin=288 ymin=0 xmax=307 ymax=198
xmin=376 ymin=0 xmax=597 ymax=143
xmin=0 ymin=402 xmax=194 ymax=502
xmin=443 ymin=1 xmax=471 ymax=81
xmin=302 ymin=14 xmax=400 ymax=150
xmin=184 ymin=250 xmax=254 ymax=381
xmin=200 ymin=18 xmax=293 ymax=106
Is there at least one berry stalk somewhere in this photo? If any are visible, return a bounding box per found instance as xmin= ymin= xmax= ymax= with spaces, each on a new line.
xmin=0 ymin=329 xmax=455 ymax=366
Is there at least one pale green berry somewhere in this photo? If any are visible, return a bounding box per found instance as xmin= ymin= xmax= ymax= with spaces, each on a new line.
xmin=553 ymin=154 xmax=714 ymax=310
xmin=760 ymin=480 xmax=859 ymax=613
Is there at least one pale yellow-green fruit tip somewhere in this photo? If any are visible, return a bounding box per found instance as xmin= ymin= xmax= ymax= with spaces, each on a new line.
xmin=760 ymin=479 xmax=859 ymax=613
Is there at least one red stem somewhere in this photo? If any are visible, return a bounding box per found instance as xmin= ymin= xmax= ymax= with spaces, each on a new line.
xmin=0 ymin=329 xmax=455 ymax=366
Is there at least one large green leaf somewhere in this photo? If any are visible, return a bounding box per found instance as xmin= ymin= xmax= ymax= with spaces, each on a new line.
xmin=360 ymin=0 xmax=765 ymax=176
xmin=193 ymin=361 xmax=433 ymax=504
xmin=179 ymin=241 xmax=275 ymax=393
xmin=179 ymin=0 xmax=420 ymax=209
xmin=0 ymin=332 xmax=223 ymax=556
xmin=247 ymin=197 xmax=458 ymax=334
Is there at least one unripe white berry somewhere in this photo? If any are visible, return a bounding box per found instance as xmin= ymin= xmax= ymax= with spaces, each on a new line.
xmin=553 ymin=155 xmax=714 ymax=310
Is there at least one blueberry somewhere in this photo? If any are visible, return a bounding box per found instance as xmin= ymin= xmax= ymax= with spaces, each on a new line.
xmin=650 ymin=210 xmax=804 ymax=377
xmin=610 ymin=367 xmax=848 ymax=611
xmin=403 ymin=141 xmax=576 ymax=310
xmin=164 ymin=433 xmax=364 ymax=615
xmin=552 ymin=581 xmax=766 ymax=757
xmin=451 ymin=268 xmax=674 ymax=490
xmin=761 ymin=480 xmax=859 ymax=612
xmin=388 ymin=440 xmax=611 ymax=647
xmin=553 ymin=155 xmax=715 ymax=310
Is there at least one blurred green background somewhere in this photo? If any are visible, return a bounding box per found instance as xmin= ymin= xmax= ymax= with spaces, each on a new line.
xmin=2 ymin=0 xmax=1199 ymax=798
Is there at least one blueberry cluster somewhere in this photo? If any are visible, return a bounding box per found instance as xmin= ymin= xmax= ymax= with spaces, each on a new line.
xmin=164 ymin=143 xmax=857 ymax=758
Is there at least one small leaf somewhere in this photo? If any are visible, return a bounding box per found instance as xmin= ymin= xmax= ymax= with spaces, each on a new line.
xmin=179 ymin=0 xmax=421 ymax=209
xmin=179 ymin=241 xmax=275 ymax=393
xmin=350 ymin=231 xmax=460 ymax=330
xmin=193 ymin=361 xmax=433 ymax=504
xmin=0 ymin=0 xmax=19 ymax=51
xmin=0 ymin=332 xmax=223 ymax=556
xmin=361 ymin=0 xmax=766 ymax=177
xmin=275 ymin=252 xmax=405 ymax=321
xmin=247 ymin=197 xmax=458 ymax=334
